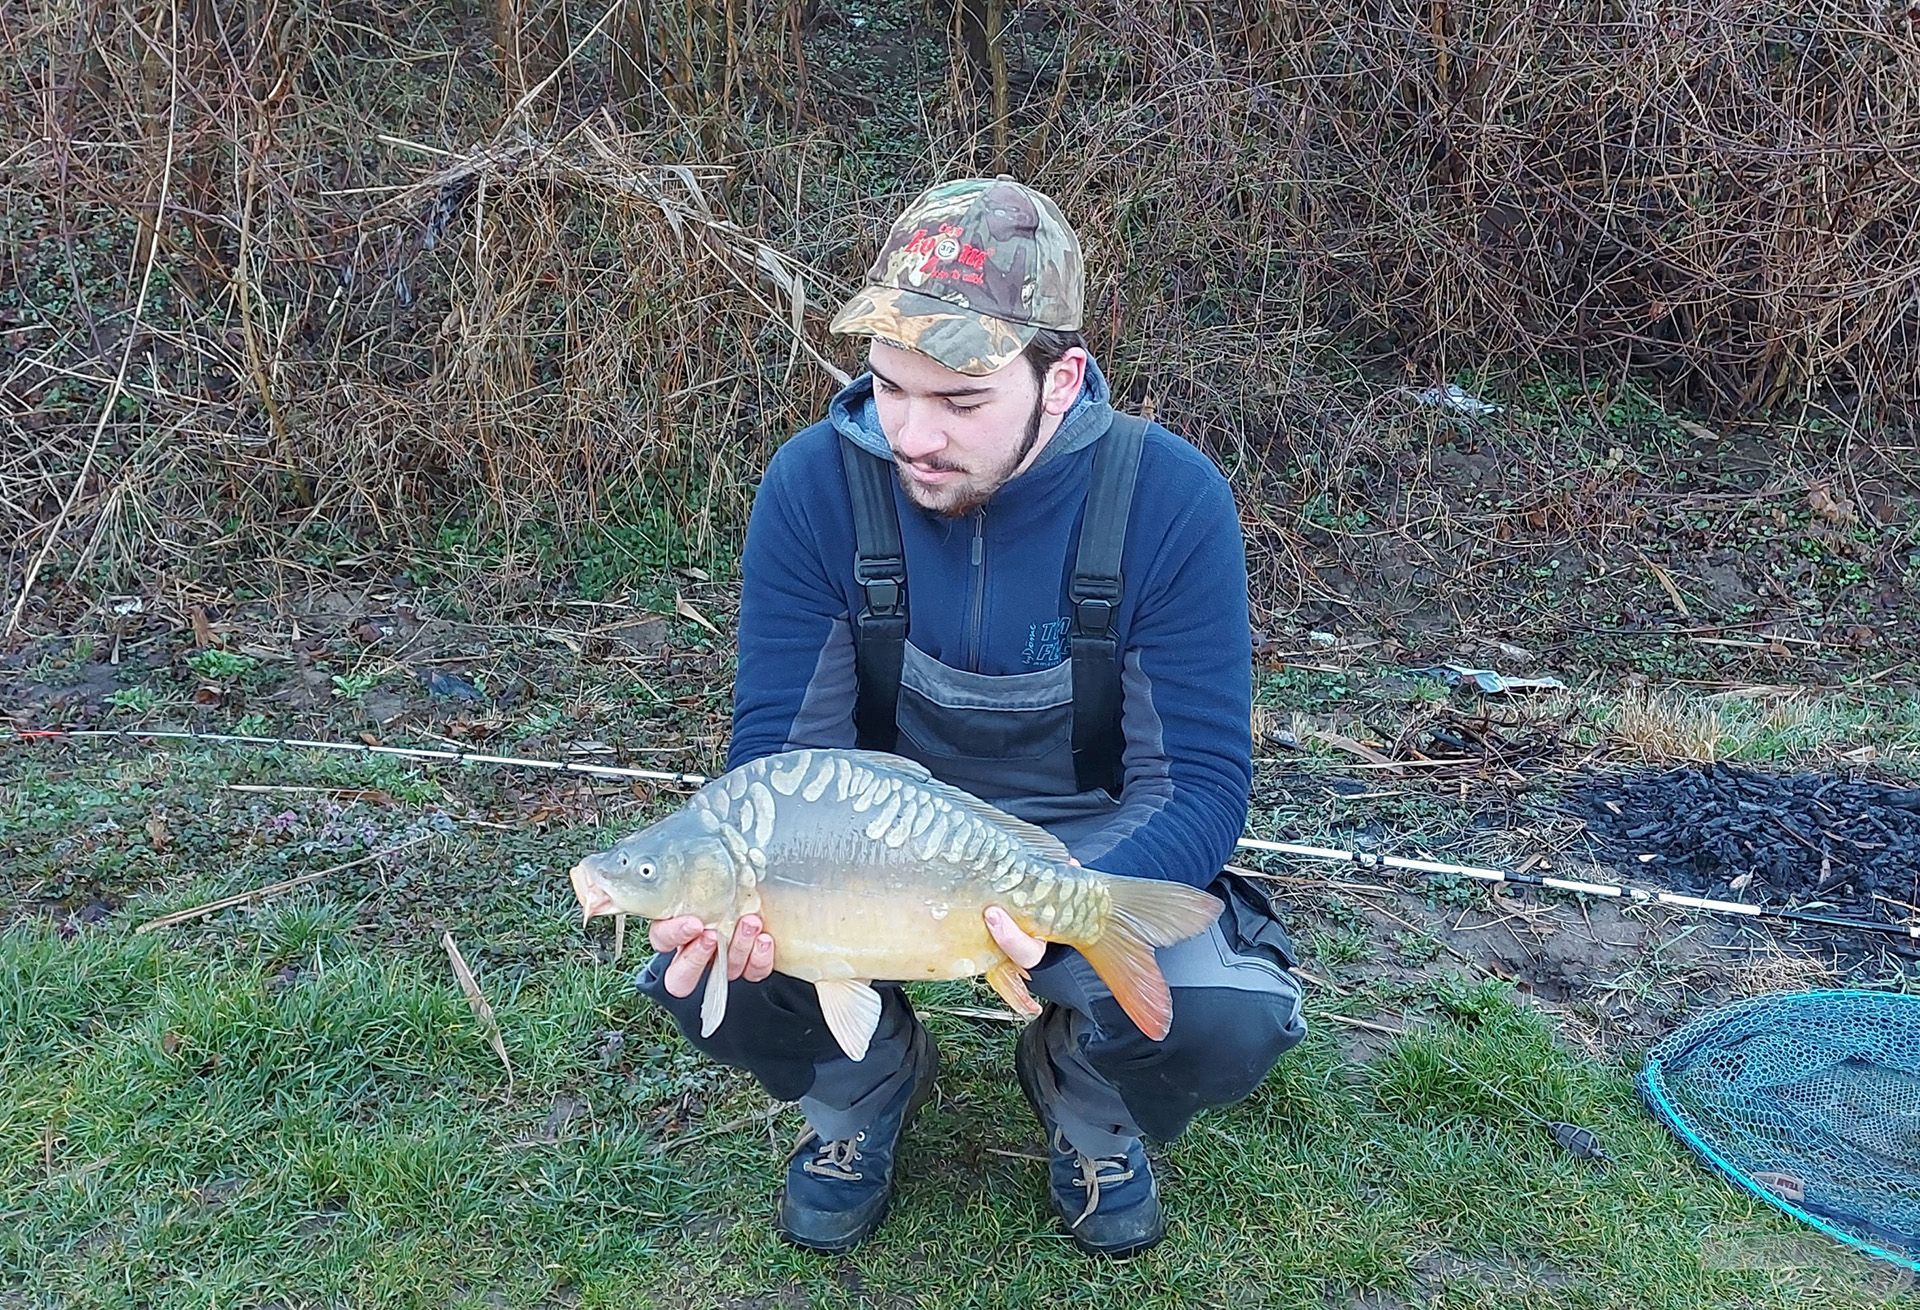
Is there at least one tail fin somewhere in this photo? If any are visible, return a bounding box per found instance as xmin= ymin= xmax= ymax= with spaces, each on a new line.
xmin=1072 ymin=874 xmax=1222 ymax=1041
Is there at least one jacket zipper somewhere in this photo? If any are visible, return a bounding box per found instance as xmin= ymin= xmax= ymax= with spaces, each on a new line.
xmin=967 ymin=511 xmax=986 ymax=671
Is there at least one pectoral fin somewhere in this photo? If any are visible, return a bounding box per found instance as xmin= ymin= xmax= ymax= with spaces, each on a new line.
xmin=985 ymin=959 xmax=1041 ymax=1017
xmin=814 ymin=978 xmax=883 ymax=1061
xmin=698 ymin=920 xmax=734 ymax=1038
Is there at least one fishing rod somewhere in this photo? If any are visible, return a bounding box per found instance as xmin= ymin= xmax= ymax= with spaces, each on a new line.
xmin=16 ymin=725 xmax=1920 ymax=943
xmin=13 ymin=726 xmax=716 ymax=787
xmin=1234 ymin=836 xmax=1920 ymax=943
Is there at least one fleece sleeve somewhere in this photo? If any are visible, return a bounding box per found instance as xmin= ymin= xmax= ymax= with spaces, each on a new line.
xmin=725 ymin=437 xmax=861 ymax=771
xmin=1068 ymin=462 xmax=1254 ymax=888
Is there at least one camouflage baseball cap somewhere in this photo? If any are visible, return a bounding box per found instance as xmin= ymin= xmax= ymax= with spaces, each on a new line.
xmin=828 ymin=175 xmax=1084 ymax=376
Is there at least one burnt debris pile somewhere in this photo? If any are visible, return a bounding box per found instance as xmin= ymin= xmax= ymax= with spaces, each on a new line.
xmin=1573 ymin=765 xmax=1920 ymax=911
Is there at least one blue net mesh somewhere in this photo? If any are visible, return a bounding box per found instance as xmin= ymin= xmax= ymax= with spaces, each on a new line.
xmin=1638 ymin=989 xmax=1920 ymax=1271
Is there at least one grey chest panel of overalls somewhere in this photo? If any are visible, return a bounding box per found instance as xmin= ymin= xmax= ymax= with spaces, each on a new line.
xmin=892 ymin=640 xmax=1121 ymax=850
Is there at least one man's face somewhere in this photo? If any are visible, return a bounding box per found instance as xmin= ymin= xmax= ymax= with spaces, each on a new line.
xmin=867 ymin=339 xmax=1083 ymax=518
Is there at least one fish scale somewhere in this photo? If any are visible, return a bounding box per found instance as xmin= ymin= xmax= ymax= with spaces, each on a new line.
xmin=568 ymin=748 xmax=1223 ymax=1061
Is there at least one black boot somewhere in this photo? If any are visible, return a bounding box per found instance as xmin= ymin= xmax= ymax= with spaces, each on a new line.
xmin=774 ymin=1025 xmax=938 ymax=1254
xmin=1013 ymin=1020 xmax=1165 ymax=1258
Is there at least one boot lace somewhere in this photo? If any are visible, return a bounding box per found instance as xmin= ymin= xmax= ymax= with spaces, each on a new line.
xmin=800 ymin=1131 xmax=866 ymax=1182
xmin=1056 ymin=1129 xmax=1135 ymax=1227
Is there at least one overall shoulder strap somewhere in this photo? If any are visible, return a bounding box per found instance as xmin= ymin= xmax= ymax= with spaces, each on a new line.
xmin=838 ymin=434 xmax=908 ymax=752
xmin=1068 ymin=412 xmax=1148 ymax=793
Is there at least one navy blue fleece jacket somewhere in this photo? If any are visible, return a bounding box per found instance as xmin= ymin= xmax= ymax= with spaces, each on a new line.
xmin=725 ymin=357 xmax=1253 ymax=888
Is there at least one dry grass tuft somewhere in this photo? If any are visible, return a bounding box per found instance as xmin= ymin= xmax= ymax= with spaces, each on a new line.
xmin=1602 ymin=689 xmax=1735 ymax=763
xmin=1597 ymin=685 xmax=1915 ymax=769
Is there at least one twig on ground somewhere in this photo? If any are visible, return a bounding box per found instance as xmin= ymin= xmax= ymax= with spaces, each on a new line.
xmin=134 ymin=838 xmax=429 ymax=933
xmin=443 ymin=930 xmax=517 ymax=1096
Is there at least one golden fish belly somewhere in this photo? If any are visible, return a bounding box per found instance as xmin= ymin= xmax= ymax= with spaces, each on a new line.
xmin=754 ymin=868 xmax=1007 ymax=983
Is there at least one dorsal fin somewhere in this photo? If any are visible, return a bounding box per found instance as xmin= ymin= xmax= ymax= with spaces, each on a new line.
xmin=832 ymin=749 xmax=934 ymax=782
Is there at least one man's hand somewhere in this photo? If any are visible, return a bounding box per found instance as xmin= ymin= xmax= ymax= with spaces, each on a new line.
xmin=982 ymin=853 xmax=1078 ymax=969
xmin=983 ymin=906 xmax=1046 ymax=969
xmin=648 ymin=914 xmax=776 ymax=998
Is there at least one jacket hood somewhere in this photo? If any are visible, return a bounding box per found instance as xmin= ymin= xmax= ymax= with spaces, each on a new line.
xmin=826 ymin=353 xmax=1118 ymax=475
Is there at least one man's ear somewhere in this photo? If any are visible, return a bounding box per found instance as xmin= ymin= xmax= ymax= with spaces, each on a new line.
xmin=1042 ymin=347 xmax=1088 ymax=417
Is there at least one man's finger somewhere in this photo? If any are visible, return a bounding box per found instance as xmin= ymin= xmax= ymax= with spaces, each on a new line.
xmin=743 ymin=931 xmax=775 ymax=983
xmin=662 ymin=929 xmax=718 ymax=997
xmin=648 ymin=915 xmax=706 ymax=953
xmin=725 ymin=915 xmax=762 ymax=980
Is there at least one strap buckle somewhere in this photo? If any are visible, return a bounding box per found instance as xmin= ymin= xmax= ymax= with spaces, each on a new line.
xmin=855 ymin=557 xmax=905 ymax=616
xmin=1071 ymin=577 xmax=1121 ymax=637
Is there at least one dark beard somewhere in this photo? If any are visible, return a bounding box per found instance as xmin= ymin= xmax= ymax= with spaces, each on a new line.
xmin=909 ymin=391 xmax=1046 ymax=520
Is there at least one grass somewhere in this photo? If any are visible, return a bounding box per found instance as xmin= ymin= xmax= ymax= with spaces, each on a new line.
xmin=4 ymin=737 xmax=1917 ymax=1309
xmin=2 ymin=909 xmax=1890 ymax=1310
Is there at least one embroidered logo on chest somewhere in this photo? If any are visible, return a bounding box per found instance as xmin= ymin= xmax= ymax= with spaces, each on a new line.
xmin=1021 ymin=617 xmax=1070 ymax=667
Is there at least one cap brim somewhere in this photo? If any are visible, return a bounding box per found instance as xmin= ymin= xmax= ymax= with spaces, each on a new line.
xmin=828 ymin=286 xmax=1037 ymax=377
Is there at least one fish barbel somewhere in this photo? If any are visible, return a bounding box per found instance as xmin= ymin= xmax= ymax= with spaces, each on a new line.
xmin=567 ymin=748 xmax=1221 ymax=1060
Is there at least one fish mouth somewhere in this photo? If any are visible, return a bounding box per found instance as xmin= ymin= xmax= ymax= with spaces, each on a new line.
xmin=568 ymin=862 xmax=619 ymax=925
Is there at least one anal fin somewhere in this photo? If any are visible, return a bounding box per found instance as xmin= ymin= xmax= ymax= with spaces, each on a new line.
xmin=985 ymin=959 xmax=1041 ymax=1017
xmin=814 ymin=978 xmax=883 ymax=1061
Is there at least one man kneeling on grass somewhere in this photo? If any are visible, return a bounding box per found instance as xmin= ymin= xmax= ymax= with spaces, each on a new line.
xmin=635 ymin=175 xmax=1306 ymax=1258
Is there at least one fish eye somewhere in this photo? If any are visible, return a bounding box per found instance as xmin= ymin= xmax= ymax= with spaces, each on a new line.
xmin=638 ymin=862 xmax=656 ymax=879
